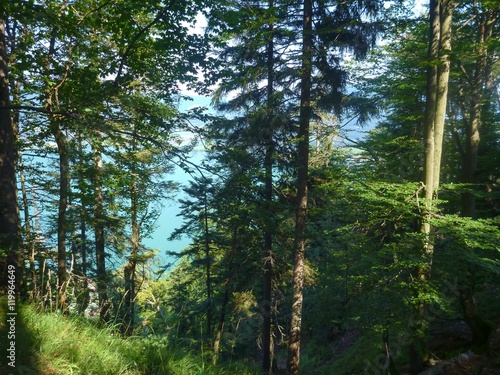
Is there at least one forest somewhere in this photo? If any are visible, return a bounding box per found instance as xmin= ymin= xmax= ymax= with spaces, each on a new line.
xmin=0 ymin=0 xmax=499 ymax=374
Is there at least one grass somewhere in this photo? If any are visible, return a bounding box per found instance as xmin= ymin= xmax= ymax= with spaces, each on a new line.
xmin=0 ymin=300 xmax=260 ymax=375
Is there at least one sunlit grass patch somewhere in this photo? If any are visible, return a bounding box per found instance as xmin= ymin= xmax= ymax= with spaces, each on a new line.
xmin=0 ymin=301 xmax=260 ymax=375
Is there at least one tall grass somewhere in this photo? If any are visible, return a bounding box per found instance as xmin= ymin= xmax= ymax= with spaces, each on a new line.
xmin=0 ymin=301 xmax=259 ymax=375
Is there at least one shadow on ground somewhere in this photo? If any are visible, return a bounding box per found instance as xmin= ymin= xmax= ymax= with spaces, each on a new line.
xmin=0 ymin=297 xmax=40 ymax=375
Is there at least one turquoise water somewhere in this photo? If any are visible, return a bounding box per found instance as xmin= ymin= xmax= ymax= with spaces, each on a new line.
xmin=142 ymin=150 xmax=206 ymax=269
xmin=142 ymin=95 xmax=212 ymax=269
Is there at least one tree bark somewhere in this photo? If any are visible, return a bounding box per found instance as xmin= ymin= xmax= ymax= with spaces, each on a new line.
xmin=76 ymin=145 xmax=90 ymax=314
xmin=49 ymin=119 xmax=69 ymax=312
xmin=123 ymin=177 xmax=139 ymax=336
xmin=263 ymin=143 xmax=274 ymax=373
xmin=0 ymin=19 xmax=21 ymax=292
xmin=43 ymin=25 xmax=70 ymax=313
xmin=93 ymin=143 xmax=109 ymax=321
xmin=19 ymin=154 xmax=36 ymax=297
xmin=203 ymin=190 xmax=213 ymax=339
xmin=263 ymin=1 xmax=275 ymax=371
xmin=78 ymin=211 xmax=90 ymax=315
xmin=413 ymin=1 xmax=454 ymax=373
xmin=212 ymin=279 xmax=230 ymax=365
xmin=287 ymin=0 xmax=312 ymax=373
xmin=461 ymin=8 xmax=496 ymax=218
xmin=432 ymin=0 xmax=452 ymax=192
xmin=422 ymin=0 xmax=440 ymax=223
xmin=458 ymin=7 xmax=497 ymax=349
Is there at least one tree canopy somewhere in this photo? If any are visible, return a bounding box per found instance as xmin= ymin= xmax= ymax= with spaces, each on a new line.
xmin=1 ymin=0 xmax=499 ymax=374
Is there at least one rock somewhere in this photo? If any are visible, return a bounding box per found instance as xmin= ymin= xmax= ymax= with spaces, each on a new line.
xmin=488 ymin=328 xmax=500 ymax=358
xmin=418 ymin=351 xmax=475 ymax=375
xmin=454 ymin=350 xmax=474 ymax=364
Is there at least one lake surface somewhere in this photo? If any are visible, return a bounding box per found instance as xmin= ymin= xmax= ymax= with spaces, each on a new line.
xmin=142 ymin=95 xmax=212 ymax=269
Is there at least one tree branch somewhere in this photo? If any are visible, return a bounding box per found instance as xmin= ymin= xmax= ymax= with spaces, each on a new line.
xmin=0 ymin=105 xmax=73 ymax=116
xmin=114 ymin=0 xmax=174 ymax=87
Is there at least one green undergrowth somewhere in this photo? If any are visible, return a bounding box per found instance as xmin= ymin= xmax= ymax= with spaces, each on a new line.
xmin=0 ymin=301 xmax=260 ymax=375
xmin=312 ymin=333 xmax=386 ymax=375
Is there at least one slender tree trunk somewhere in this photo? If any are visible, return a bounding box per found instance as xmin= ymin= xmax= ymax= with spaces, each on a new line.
xmin=78 ymin=211 xmax=90 ymax=314
xmin=287 ymin=0 xmax=312 ymax=373
xmin=263 ymin=144 xmax=274 ymax=373
xmin=93 ymin=143 xmax=109 ymax=321
xmin=0 ymin=19 xmax=21 ymax=292
xmin=50 ymin=118 xmax=69 ymax=312
xmin=213 ymin=228 xmax=239 ymax=365
xmin=461 ymin=9 xmax=495 ymax=218
xmin=10 ymin=62 xmax=25 ymax=296
xmin=46 ymin=106 xmax=70 ymax=313
xmin=123 ymin=178 xmax=139 ymax=336
xmin=263 ymin=1 xmax=275 ymax=371
xmin=413 ymin=1 xmax=454 ymax=372
xmin=14 ymin=83 xmax=28 ymax=297
xmin=43 ymin=26 xmax=69 ymax=313
xmin=122 ymin=260 xmax=137 ymax=335
xmin=80 ymin=213 xmax=87 ymax=276
xmin=75 ymin=146 xmax=90 ymax=314
xmin=212 ymin=279 xmax=230 ymax=365
xmin=204 ymin=190 xmax=212 ymax=339
xmin=458 ymin=8 xmax=496 ymax=347
xmin=19 ymin=154 xmax=36 ymax=297
xmin=33 ymin=188 xmax=42 ymax=301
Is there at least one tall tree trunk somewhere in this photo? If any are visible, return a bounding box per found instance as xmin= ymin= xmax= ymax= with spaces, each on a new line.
xmin=0 ymin=19 xmax=21 ymax=292
xmin=93 ymin=143 xmax=109 ymax=321
xmin=458 ymin=7 xmax=496 ymax=347
xmin=123 ymin=178 xmax=139 ymax=336
xmin=10 ymin=62 xmax=25 ymax=296
xmin=80 ymin=213 xmax=87 ymax=276
xmin=461 ymin=9 xmax=495 ymax=218
xmin=76 ymin=145 xmax=90 ymax=314
xmin=19 ymin=154 xmax=36 ymax=297
xmin=33 ymin=188 xmax=43 ymax=300
xmin=50 ymin=119 xmax=69 ymax=312
xmin=413 ymin=1 xmax=454 ymax=373
xmin=287 ymin=0 xmax=312 ymax=373
xmin=213 ymin=228 xmax=239 ymax=365
xmin=43 ymin=26 xmax=69 ymax=313
xmin=212 ymin=279 xmax=230 ymax=365
xmin=263 ymin=1 xmax=275 ymax=371
xmin=46 ymin=81 xmax=69 ymax=313
xmin=78 ymin=211 xmax=90 ymax=314
xmin=421 ymin=0 xmax=440 ymax=228
xmin=432 ymin=0 xmax=452 ymax=191
xmin=122 ymin=260 xmax=137 ymax=335
xmin=263 ymin=140 xmax=274 ymax=373
xmin=204 ymin=189 xmax=212 ymax=339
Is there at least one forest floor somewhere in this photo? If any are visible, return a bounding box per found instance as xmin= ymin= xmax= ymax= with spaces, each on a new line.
xmin=421 ymin=325 xmax=500 ymax=375
xmin=314 ymin=319 xmax=500 ymax=375
xmin=421 ymin=318 xmax=500 ymax=375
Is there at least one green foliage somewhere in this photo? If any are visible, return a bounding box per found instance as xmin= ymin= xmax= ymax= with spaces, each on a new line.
xmin=314 ymin=332 xmax=394 ymax=375
xmin=306 ymin=139 xmax=500 ymax=370
xmin=4 ymin=0 xmax=500 ymax=372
